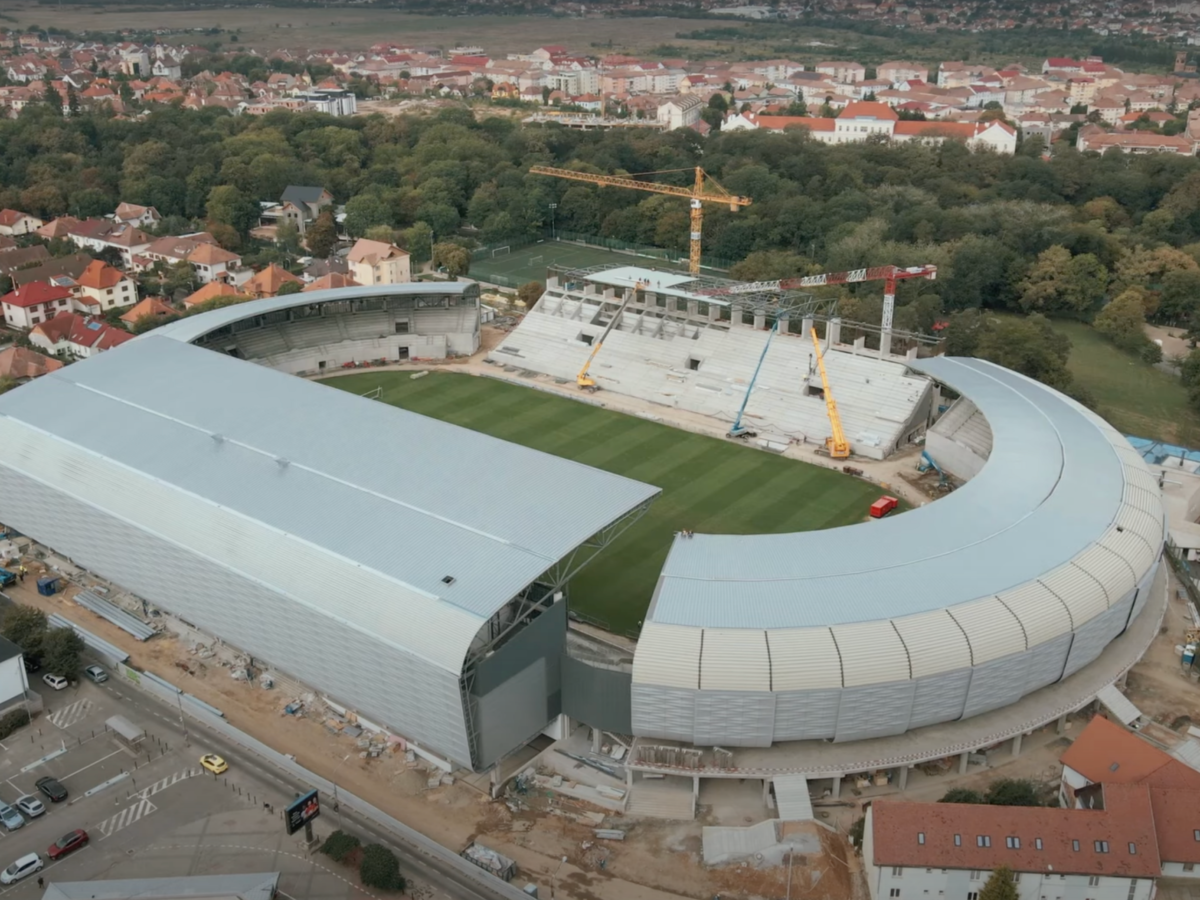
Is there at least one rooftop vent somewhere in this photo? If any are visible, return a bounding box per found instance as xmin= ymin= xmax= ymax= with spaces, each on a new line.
xmin=442 ymin=575 xmax=456 ymax=586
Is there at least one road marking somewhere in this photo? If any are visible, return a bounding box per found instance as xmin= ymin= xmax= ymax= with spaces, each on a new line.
xmin=47 ymin=699 xmax=92 ymax=730
xmin=97 ymin=797 xmax=157 ymax=839
xmin=62 ymin=749 xmax=123 ymax=781
xmin=138 ymin=768 xmax=200 ymax=800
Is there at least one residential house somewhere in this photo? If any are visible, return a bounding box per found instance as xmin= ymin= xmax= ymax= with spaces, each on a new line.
xmin=34 ymin=217 xmax=80 ymax=240
xmin=0 ymin=236 xmax=15 ymax=253
xmin=347 ymin=239 xmax=411 ymax=285
xmin=1 ymin=281 xmax=74 ymax=330
xmin=10 ymin=254 xmax=94 ymax=290
xmin=1059 ymin=716 xmax=1200 ymax=807
xmin=30 ymin=312 xmax=133 ymax=358
xmin=244 ymin=263 xmax=302 ymax=298
xmin=1043 ymin=57 xmax=1086 ymax=74
xmin=112 ymin=202 xmax=162 ymax=228
xmin=181 ymin=281 xmax=240 ymax=310
xmin=0 ymin=209 xmax=43 ymax=236
xmin=815 ymin=61 xmax=866 ymax=84
xmin=119 ymin=296 xmax=176 ymax=328
xmin=74 ymin=260 xmax=137 ymax=313
xmin=0 ymin=246 xmax=51 ymax=279
xmin=657 ymin=95 xmax=703 ymax=130
xmin=1076 ymin=127 xmax=1193 ymax=154
xmin=878 ymin=61 xmax=930 ymax=85
xmin=265 ymin=186 xmax=334 ymax=236
xmin=864 ymin=786 xmax=1161 ymax=900
xmin=64 ymin=219 xmax=152 ymax=266
xmin=0 ymin=346 xmax=63 ymax=383
xmin=304 ymin=273 xmax=360 ymax=292
xmin=143 ymin=234 xmax=245 ymax=284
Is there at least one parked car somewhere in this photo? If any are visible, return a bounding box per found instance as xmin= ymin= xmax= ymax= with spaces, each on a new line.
xmin=22 ymin=656 xmax=40 ymax=674
xmin=42 ymin=673 xmax=67 ymax=691
xmin=83 ymin=665 xmax=108 ymax=684
xmin=15 ymin=795 xmax=44 ymax=818
xmin=0 ymin=853 xmax=42 ymax=885
xmin=47 ymin=830 xmax=88 ymax=860
xmin=0 ymin=804 xmax=23 ymax=831
xmin=199 ymin=754 xmax=228 ymax=775
xmin=35 ymin=776 xmax=67 ymax=803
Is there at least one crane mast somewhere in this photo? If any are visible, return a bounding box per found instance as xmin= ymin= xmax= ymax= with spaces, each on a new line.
xmin=810 ymin=326 xmax=851 ymax=459
xmin=528 ymin=165 xmax=752 ymax=276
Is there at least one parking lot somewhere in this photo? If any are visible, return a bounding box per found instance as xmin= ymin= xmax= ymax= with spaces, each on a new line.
xmin=0 ymin=672 xmax=392 ymax=900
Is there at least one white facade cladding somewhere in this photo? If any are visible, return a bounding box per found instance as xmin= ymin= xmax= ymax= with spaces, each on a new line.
xmin=0 ymin=334 xmax=659 ymax=769
xmin=631 ymin=357 xmax=1165 ymax=747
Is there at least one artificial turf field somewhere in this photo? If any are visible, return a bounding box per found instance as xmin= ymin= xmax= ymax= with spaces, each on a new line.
xmin=322 ymin=370 xmax=885 ymax=635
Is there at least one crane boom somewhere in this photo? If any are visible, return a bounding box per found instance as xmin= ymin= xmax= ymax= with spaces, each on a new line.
xmin=528 ymin=165 xmax=751 ymax=276
xmin=700 ymin=264 xmax=937 ymax=334
xmin=577 ymin=281 xmax=646 ymax=392
xmin=728 ymin=318 xmax=779 ymax=439
xmin=810 ymin=326 xmax=851 ymax=459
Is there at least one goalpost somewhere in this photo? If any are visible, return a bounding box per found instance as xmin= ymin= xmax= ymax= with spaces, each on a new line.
xmin=491 ymin=246 xmax=511 ymax=258
xmin=528 ymin=255 xmax=544 ymax=267
xmin=360 ymin=387 xmax=382 ymax=400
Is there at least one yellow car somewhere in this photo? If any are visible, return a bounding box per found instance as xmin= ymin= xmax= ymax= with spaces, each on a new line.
xmin=199 ymin=754 xmax=228 ymax=775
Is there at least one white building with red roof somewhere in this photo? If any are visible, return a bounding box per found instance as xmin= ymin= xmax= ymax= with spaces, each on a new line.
xmin=1 ymin=281 xmax=74 ymax=330
xmin=0 ymin=209 xmax=43 ymax=237
xmin=29 ymin=312 xmax=133 ymax=358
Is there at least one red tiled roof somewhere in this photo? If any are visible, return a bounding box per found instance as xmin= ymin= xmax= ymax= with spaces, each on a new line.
xmin=0 ymin=209 xmax=35 ymax=227
xmin=303 ymin=273 xmax=359 ymax=292
xmin=246 ymin=263 xmax=302 ymax=296
xmin=871 ymin=785 xmax=1161 ymax=878
xmin=120 ymin=296 xmax=176 ymax=324
xmin=32 ymin=312 xmax=133 ymax=351
xmin=1061 ymin=716 xmax=1200 ymax=787
xmin=76 ymin=259 xmax=126 ymax=290
xmin=187 ymin=243 xmax=240 ymax=266
xmin=182 ymin=281 xmax=239 ymax=308
xmin=1 ymin=281 xmax=72 ymax=309
xmin=1150 ymin=788 xmax=1200 ymax=864
xmin=0 ymin=346 xmax=63 ymax=380
xmin=840 ymin=100 xmax=899 ymax=120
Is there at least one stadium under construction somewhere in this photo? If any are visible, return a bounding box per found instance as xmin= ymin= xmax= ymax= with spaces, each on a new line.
xmin=0 ymin=269 xmax=1166 ymax=792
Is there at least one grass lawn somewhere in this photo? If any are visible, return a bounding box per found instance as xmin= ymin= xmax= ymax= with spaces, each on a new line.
xmin=1051 ymin=320 xmax=1200 ymax=448
xmin=321 ymin=370 xmax=884 ymax=634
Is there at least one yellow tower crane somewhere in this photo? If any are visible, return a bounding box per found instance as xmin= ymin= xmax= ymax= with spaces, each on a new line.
xmin=810 ymin=326 xmax=851 ymax=459
xmin=528 ymin=165 xmax=752 ymax=276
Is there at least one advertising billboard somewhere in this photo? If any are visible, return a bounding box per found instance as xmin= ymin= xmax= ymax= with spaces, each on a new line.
xmin=285 ymin=789 xmax=320 ymax=835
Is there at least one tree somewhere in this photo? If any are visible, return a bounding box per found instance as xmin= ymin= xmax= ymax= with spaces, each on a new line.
xmin=359 ymin=844 xmax=405 ymax=891
xmin=1159 ymin=267 xmax=1200 ymax=327
xmin=974 ymin=314 xmax=1074 ymax=393
xmin=983 ymin=779 xmax=1041 ymax=807
xmin=432 ymin=242 xmax=470 ymax=277
xmin=65 ymin=83 xmax=79 ymax=117
xmin=1095 ymin=288 xmax=1156 ymax=358
xmin=42 ymin=77 xmax=62 ymax=114
xmin=541 ymin=85 xmax=551 ymax=106
xmin=276 ymin=222 xmax=302 ymax=255
xmin=40 ymin=626 xmax=84 ymax=678
xmin=364 ymin=224 xmax=396 ymax=244
xmin=939 ymin=788 xmax=985 ymax=804
xmin=517 ymin=281 xmax=544 ymax=308
xmin=399 ymin=222 xmax=433 ymax=265
xmin=206 ymin=185 xmax=258 ymax=236
xmin=730 ymin=250 xmax=809 ymax=283
xmin=1 ymin=606 xmax=48 ymax=658
xmin=306 ymin=212 xmax=337 ymax=259
xmin=320 ymin=830 xmax=361 ymax=863
xmin=979 ymin=867 xmax=1019 ymax=900
xmin=344 ymin=193 xmax=393 ymax=239
xmin=1017 ymin=246 xmax=1107 ymax=315
xmin=276 ymin=281 xmax=304 ymax=296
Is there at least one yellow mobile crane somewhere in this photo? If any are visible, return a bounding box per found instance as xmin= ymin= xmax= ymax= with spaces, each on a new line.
xmin=810 ymin=327 xmax=851 ymax=459
xmin=576 ymin=281 xmax=648 ymax=392
xmin=528 ymin=165 xmax=751 ymax=276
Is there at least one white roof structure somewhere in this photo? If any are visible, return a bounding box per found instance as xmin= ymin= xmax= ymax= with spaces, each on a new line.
xmin=630 ymin=356 xmax=1166 ymax=746
xmin=0 ymin=336 xmax=659 ymax=674
xmin=490 ymin=283 xmax=932 ymax=459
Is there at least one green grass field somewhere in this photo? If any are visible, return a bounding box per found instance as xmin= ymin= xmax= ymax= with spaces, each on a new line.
xmin=470 ymin=239 xmax=692 ymax=290
xmin=321 ymin=370 xmax=885 ymax=634
xmin=1051 ymin=321 xmax=1200 ymax=448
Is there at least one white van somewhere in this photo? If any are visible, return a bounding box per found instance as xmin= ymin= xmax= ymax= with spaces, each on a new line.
xmin=0 ymin=852 xmax=43 ymax=884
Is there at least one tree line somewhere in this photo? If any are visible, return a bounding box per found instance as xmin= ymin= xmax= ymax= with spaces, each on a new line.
xmin=3 ymin=100 xmax=1200 ymax=402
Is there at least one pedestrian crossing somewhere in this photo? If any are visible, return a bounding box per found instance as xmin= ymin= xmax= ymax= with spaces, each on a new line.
xmin=97 ymin=797 xmax=157 ymax=839
xmin=138 ymin=768 xmax=199 ymax=800
xmin=47 ymin=699 xmax=92 ymax=730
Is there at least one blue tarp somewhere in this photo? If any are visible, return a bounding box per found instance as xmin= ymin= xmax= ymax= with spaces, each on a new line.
xmin=1125 ymin=435 xmax=1200 ymax=466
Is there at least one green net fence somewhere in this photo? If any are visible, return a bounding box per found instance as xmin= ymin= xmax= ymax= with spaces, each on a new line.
xmin=468 ymin=232 xmax=734 ymax=289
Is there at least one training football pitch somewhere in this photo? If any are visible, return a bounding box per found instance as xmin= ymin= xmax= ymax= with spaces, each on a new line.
xmin=470 ymin=239 xmax=693 ymax=289
xmin=322 ymin=370 xmax=885 ymax=635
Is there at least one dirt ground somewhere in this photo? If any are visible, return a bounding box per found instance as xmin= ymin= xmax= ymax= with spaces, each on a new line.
xmin=1146 ymin=324 xmax=1192 ymax=364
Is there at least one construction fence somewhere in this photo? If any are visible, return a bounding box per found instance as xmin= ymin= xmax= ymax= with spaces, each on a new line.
xmin=468 ymin=232 xmax=735 ymax=290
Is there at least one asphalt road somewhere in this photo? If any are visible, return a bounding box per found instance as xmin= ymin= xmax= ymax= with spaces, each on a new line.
xmin=0 ymin=662 xmax=507 ymax=900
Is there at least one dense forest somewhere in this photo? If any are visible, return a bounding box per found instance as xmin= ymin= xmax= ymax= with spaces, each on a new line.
xmin=3 ymin=101 xmax=1200 ymax=405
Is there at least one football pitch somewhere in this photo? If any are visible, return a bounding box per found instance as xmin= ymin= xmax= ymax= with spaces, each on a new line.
xmin=322 ymin=370 xmax=885 ymax=635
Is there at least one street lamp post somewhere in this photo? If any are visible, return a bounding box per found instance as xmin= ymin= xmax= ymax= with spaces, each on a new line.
xmin=175 ymin=691 xmax=190 ymax=746
xmin=331 ymin=753 xmax=351 ymax=829
xmin=548 ymin=203 xmax=558 ymax=240
xmin=550 ymin=855 xmax=568 ymax=898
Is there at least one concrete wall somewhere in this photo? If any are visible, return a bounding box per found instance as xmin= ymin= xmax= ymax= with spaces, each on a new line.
xmin=926 ymin=430 xmax=988 ymax=481
xmin=0 ymin=654 xmax=26 ymax=709
xmin=1161 ymin=863 xmax=1200 ymax=879
xmin=873 ymin=866 xmax=1153 ymax=900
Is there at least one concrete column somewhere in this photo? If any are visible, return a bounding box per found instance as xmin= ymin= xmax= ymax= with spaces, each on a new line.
xmin=906 ymin=347 xmax=918 ymax=362
xmin=1057 ymin=714 xmax=1068 ymax=735
xmin=591 ymin=728 xmax=602 ymax=753
xmin=1012 ymin=733 xmax=1023 ymax=757
xmin=853 ymin=336 xmax=866 ymax=354
xmin=687 ymin=300 xmax=699 ymax=319
xmin=603 ymin=288 xmax=616 ymax=302
xmin=959 ymin=751 xmax=970 ymax=775
xmin=693 ymin=775 xmax=700 ymax=799
xmin=547 ymin=276 xmax=560 ymax=290
xmin=879 ymin=331 xmax=892 ymax=358
xmin=709 ymin=304 xmax=722 ymax=322
xmin=626 ymin=768 xmax=634 ymax=790
xmin=898 ymin=765 xmax=909 ymax=791
xmin=831 ymin=776 xmax=841 ymax=799
xmin=828 ymin=317 xmax=842 ymax=345
xmin=763 ymin=779 xmax=772 ymax=806
xmin=666 ymin=297 xmax=678 ymax=313
xmin=754 ymin=313 xmax=766 ymax=330
xmin=801 ymin=316 xmax=814 ymax=337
